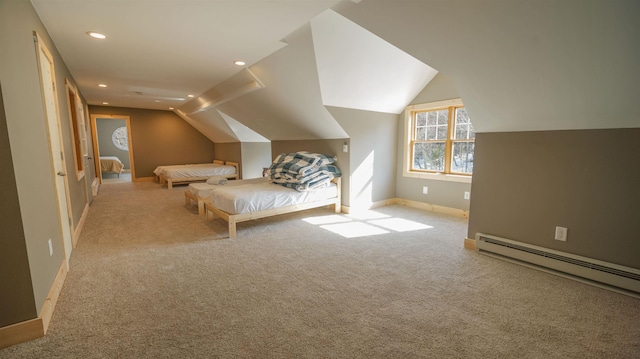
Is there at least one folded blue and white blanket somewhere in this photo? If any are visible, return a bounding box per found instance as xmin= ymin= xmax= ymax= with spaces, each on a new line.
xmin=267 ymin=151 xmax=341 ymax=191
xmin=267 ymin=151 xmax=336 ymax=178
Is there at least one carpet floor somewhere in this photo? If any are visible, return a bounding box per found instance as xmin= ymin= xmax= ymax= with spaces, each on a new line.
xmin=2 ymin=181 xmax=639 ymax=358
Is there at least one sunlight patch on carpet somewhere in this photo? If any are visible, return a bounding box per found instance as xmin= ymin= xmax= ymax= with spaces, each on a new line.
xmin=368 ymin=218 xmax=433 ymax=232
xmin=303 ymin=210 xmax=432 ymax=238
xmin=320 ymin=222 xmax=389 ymax=238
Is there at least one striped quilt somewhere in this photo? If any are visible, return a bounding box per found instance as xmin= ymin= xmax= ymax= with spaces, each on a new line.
xmin=268 ymin=151 xmax=341 ymax=191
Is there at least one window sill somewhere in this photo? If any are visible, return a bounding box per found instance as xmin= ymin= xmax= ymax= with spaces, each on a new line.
xmin=403 ymin=171 xmax=472 ymax=184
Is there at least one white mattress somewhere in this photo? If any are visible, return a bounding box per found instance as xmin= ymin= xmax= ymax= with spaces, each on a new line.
xmin=188 ymin=177 xmax=269 ymax=198
xmin=154 ymin=163 xmax=236 ymax=179
xmin=209 ymin=181 xmax=338 ymax=215
xmin=100 ymin=156 xmax=124 ymax=174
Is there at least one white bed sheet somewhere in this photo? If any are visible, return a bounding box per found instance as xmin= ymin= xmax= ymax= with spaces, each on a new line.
xmin=154 ymin=163 xmax=236 ymax=179
xmin=188 ymin=177 xmax=269 ymax=198
xmin=100 ymin=156 xmax=124 ymax=174
xmin=209 ymin=181 xmax=338 ymax=215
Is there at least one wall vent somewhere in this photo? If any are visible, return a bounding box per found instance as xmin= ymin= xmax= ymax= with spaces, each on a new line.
xmin=475 ymin=233 xmax=640 ymax=298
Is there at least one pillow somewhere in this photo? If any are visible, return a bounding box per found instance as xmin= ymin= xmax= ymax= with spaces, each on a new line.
xmin=206 ymin=176 xmax=227 ymax=185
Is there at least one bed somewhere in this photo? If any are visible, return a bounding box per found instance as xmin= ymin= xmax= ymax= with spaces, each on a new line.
xmin=205 ymin=177 xmax=341 ymax=238
xmin=100 ymin=156 xmax=124 ymax=177
xmin=154 ymin=160 xmax=239 ymax=189
xmin=203 ymin=151 xmax=342 ymax=238
xmin=184 ymin=177 xmax=269 ymax=216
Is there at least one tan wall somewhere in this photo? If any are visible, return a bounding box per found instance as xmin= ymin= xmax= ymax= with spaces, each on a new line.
xmin=328 ymin=107 xmax=397 ymax=208
xmin=213 ymin=142 xmax=242 ymax=177
xmin=88 ymin=106 xmax=216 ymax=178
xmin=468 ymin=129 xmax=640 ymax=269
xmin=1 ymin=0 xmax=74 ymax=317
xmin=0 ymin=84 xmax=37 ymax=327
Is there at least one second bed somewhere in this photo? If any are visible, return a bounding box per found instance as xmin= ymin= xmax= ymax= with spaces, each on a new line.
xmin=204 ymin=177 xmax=341 ymax=238
xmin=154 ymin=160 xmax=239 ymax=189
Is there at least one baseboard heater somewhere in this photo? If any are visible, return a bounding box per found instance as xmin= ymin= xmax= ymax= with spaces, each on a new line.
xmin=475 ymin=233 xmax=640 ymax=298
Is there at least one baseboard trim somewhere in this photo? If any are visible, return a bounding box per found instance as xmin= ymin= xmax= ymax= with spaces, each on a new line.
xmin=72 ymin=203 xmax=90 ymax=248
xmin=0 ymin=260 xmax=67 ymax=349
xmin=40 ymin=260 xmax=68 ymax=333
xmin=391 ymin=198 xmax=469 ymax=218
xmin=341 ymin=198 xmax=468 ymax=218
xmin=464 ymin=237 xmax=476 ymax=250
xmin=0 ymin=318 xmax=44 ymax=349
xmin=91 ymin=177 xmax=99 ymax=196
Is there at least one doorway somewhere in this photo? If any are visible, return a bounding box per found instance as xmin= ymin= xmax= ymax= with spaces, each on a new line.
xmin=90 ymin=114 xmax=136 ymax=184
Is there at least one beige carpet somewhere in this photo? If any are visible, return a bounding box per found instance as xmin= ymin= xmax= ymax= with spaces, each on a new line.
xmin=101 ymin=170 xmax=131 ymax=184
xmin=2 ymin=182 xmax=639 ymax=358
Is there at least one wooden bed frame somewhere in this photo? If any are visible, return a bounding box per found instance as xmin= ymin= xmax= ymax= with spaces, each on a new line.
xmin=184 ymin=190 xmax=211 ymax=216
xmin=204 ymin=178 xmax=341 ymax=238
xmin=160 ymin=161 xmax=239 ymax=189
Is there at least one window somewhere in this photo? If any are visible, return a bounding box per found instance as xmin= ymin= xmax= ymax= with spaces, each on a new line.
xmin=404 ymin=99 xmax=475 ymax=181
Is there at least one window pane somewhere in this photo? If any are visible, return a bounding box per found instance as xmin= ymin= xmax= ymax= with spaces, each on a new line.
xmin=455 ymin=108 xmax=475 ymax=140
xmin=437 ymin=110 xmax=448 ymax=125
xmin=436 ymin=125 xmax=447 ymax=140
xmin=455 ymin=125 xmax=468 ymax=140
xmin=456 ymin=107 xmax=469 ymax=123
xmin=413 ymin=142 xmax=445 ymax=172
xmin=416 ymin=112 xmax=426 ymax=127
xmin=451 ymin=142 xmax=475 ymax=174
xmin=416 ymin=126 xmax=426 ymax=140
xmin=426 ymin=111 xmax=438 ymax=126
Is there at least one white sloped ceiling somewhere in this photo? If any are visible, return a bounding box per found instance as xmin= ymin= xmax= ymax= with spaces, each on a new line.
xmin=310 ymin=10 xmax=438 ymax=114
xmin=175 ymin=7 xmax=441 ymax=142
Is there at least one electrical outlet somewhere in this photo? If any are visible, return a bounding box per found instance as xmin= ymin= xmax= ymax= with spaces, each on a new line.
xmin=464 ymin=191 xmax=470 ymax=200
xmin=554 ymin=226 xmax=568 ymax=241
xmin=422 ymin=186 xmax=428 ymax=194
xmin=48 ymin=238 xmax=53 ymax=256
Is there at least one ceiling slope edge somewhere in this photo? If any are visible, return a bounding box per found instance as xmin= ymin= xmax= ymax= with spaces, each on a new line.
xmin=217 ymin=110 xmax=270 ymax=143
xmin=177 ymin=68 xmax=266 ymax=115
xmin=174 ymin=109 xmax=239 ymax=143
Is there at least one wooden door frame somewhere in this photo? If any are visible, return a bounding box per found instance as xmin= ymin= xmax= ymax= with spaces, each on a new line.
xmin=90 ymin=114 xmax=136 ymax=184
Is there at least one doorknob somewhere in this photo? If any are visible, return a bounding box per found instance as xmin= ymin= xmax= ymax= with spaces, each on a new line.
xmin=57 ymin=171 xmax=66 ymax=176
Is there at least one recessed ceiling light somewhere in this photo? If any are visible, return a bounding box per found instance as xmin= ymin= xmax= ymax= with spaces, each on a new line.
xmin=187 ymin=94 xmax=194 ymax=98
xmin=102 ymin=102 xmax=109 ymax=105
xmin=87 ymin=32 xmax=107 ymax=39
xmin=154 ymin=100 xmax=161 ymax=103
xmin=98 ymin=84 xmax=107 ymax=88
xmin=169 ymin=107 xmax=174 ymax=110
xmin=234 ymin=60 xmax=246 ymax=66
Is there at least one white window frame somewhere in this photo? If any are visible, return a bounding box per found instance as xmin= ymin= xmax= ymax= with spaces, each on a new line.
xmin=402 ymin=98 xmax=472 ymax=183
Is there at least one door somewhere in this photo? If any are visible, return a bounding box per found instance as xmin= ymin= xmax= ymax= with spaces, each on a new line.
xmin=35 ymin=33 xmax=73 ymax=264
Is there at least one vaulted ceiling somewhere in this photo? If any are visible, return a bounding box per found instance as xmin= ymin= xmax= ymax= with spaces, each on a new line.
xmin=31 ymin=0 xmax=639 ymax=142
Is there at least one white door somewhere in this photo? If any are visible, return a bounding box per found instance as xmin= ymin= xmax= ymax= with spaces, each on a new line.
xmin=36 ymin=33 xmax=73 ymax=264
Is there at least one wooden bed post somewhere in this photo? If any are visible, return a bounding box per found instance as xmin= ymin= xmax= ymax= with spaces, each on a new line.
xmin=334 ymin=177 xmax=342 ymax=213
xmin=229 ymin=220 xmax=237 ymax=238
